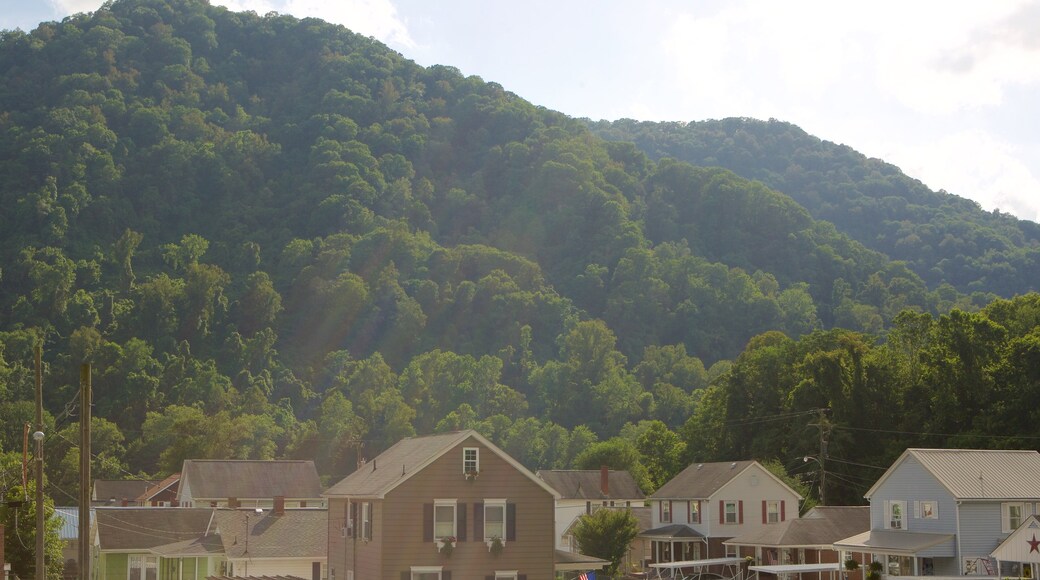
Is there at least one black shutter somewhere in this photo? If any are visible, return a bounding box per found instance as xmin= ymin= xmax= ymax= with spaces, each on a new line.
xmin=346 ymin=502 xmax=355 ymax=538
xmin=401 ymin=573 xmax=409 ymax=580
xmin=506 ymin=502 xmax=516 ymax=541
xmin=518 ymin=575 xmax=527 ymax=580
xmin=423 ymin=503 xmax=433 ymax=542
xmin=443 ymin=572 xmax=451 ymax=580
xmin=473 ymin=502 xmax=484 ymax=541
xmin=457 ymin=503 xmax=467 ymax=541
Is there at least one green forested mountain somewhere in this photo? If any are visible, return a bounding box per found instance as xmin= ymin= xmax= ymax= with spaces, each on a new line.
xmin=589 ymin=117 xmax=1040 ymax=297
xmin=1 ymin=0 xmax=1038 ymax=515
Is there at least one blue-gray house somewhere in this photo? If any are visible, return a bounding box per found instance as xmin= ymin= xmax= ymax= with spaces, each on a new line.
xmin=834 ymin=449 xmax=1040 ymax=577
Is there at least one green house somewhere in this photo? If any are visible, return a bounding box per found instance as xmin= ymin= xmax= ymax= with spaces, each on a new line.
xmin=93 ymin=508 xmax=221 ymax=580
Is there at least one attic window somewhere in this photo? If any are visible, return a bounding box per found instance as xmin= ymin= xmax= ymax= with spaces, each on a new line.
xmin=463 ymin=447 xmax=479 ymax=475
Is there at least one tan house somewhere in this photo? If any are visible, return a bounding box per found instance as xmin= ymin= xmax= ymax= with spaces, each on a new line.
xmin=176 ymin=459 xmax=324 ymax=509
xmin=324 ymin=429 xmax=560 ymax=580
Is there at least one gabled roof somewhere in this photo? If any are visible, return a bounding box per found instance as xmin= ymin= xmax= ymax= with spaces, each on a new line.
xmin=865 ymin=449 xmax=1040 ymax=500
xmin=213 ymin=509 xmax=327 ymax=560
xmin=324 ymin=430 xmax=560 ymax=500
xmin=536 ymin=470 xmax=645 ymax=500
xmin=180 ymin=460 xmax=322 ymax=501
xmin=138 ymin=473 xmax=180 ymax=502
xmin=95 ymin=507 xmax=215 ymax=551
xmin=652 ymin=460 xmax=800 ymax=500
xmin=991 ymin=515 xmax=1040 ymax=563
xmin=92 ymin=479 xmax=156 ymax=504
xmin=725 ymin=506 xmax=869 ymax=548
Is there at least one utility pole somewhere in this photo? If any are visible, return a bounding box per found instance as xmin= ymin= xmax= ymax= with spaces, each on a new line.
xmin=79 ymin=364 xmax=91 ymax=580
xmin=809 ymin=408 xmax=831 ymax=506
xmin=34 ymin=345 xmax=45 ymax=580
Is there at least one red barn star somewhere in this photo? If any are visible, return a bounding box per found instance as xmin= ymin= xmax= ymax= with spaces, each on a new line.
xmin=1028 ymin=534 xmax=1040 ymax=553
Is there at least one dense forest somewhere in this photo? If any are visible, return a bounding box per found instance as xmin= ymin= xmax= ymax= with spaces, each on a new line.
xmin=0 ymin=0 xmax=1038 ymax=513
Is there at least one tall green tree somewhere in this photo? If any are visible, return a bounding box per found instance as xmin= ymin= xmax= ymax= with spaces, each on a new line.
xmin=572 ymin=508 xmax=639 ymax=577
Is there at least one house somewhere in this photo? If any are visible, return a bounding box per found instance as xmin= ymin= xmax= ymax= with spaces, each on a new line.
xmin=176 ymin=459 xmax=324 ymax=509
xmin=93 ymin=507 xmax=219 ymax=580
xmin=990 ymin=514 xmax=1040 ymax=578
xmin=54 ymin=507 xmax=94 ymax=580
xmin=833 ymin=448 xmax=1040 ymax=577
xmin=211 ymin=502 xmax=327 ymax=580
xmin=536 ymin=467 xmax=645 ymax=551
xmin=136 ymin=474 xmax=180 ymax=507
xmin=92 ymin=505 xmax=327 ymax=580
xmin=642 ymin=460 xmax=803 ymax=566
xmin=92 ymin=479 xmax=156 ymax=507
xmin=324 ymin=429 xmax=560 ymax=580
xmin=726 ymin=506 xmax=869 ymax=580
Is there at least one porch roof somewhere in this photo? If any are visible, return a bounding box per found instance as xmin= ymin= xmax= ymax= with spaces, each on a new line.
xmin=638 ymin=524 xmax=707 ymax=540
xmin=833 ymin=529 xmax=954 ymax=555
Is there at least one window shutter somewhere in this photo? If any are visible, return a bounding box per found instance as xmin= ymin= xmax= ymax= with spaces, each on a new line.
xmin=686 ymin=501 xmax=692 ymax=524
xmin=697 ymin=500 xmax=702 ymax=523
xmin=346 ymin=502 xmax=355 ymax=537
xmin=443 ymin=572 xmax=451 ymax=580
xmin=423 ymin=503 xmax=433 ymax=542
xmin=474 ymin=502 xmax=484 ymax=541
xmin=762 ymin=500 xmax=767 ymax=524
xmin=457 ymin=502 xmax=467 ymax=541
xmin=738 ymin=500 xmax=743 ymax=524
xmin=506 ymin=502 xmax=517 ymax=541
xmin=780 ymin=500 xmax=786 ymax=522
xmin=401 ymin=573 xmax=409 ymax=580
xmin=719 ymin=500 xmax=724 ymax=524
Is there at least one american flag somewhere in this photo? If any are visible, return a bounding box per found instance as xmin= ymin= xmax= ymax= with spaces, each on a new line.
xmin=578 ymin=572 xmax=596 ymax=580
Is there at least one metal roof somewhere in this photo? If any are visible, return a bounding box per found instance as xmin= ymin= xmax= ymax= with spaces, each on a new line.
xmin=866 ymin=449 xmax=1040 ymax=500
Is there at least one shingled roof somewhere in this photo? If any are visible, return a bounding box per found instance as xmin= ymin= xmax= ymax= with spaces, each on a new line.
xmin=652 ymin=460 xmax=757 ymax=499
xmin=213 ymin=509 xmax=327 ymax=560
xmin=95 ymin=507 xmax=215 ymax=551
xmin=180 ymin=460 xmax=322 ymax=501
xmin=324 ymin=430 xmax=560 ymax=499
xmin=537 ymin=469 xmax=645 ymax=500
xmin=725 ymin=506 xmax=869 ymax=548
xmin=92 ymin=479 xmax=156 ymax=505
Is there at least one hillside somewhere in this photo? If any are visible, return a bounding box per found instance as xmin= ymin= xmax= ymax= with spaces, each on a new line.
xmin=589 ymin=117 xmax=1040 ymax=297
xmin=1 ymin=0 xmax=1038 ymax=507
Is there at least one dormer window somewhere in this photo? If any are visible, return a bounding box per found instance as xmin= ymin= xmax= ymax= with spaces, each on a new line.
xmin=463 ymin=447 xmax=479 ymax=475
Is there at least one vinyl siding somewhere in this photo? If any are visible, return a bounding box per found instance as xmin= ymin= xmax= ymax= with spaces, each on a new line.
xmin=869 ymin=456 xmax=957 ymax=538
xmin=958 ymin=502 xmax=1005 ymax=567
xmin=329 ymin=436 xmax=555 ymax=580
xmin=704 ymin=465 xmax=800 ymax=540
xmin=101 ymin=553 xmax=129 ymax=580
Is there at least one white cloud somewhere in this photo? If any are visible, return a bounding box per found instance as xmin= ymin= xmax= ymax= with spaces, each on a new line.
xmin=213 ymin=0 xmax=414 ymax=48
xmin=45 ymin=0 xmax=103 ymax=16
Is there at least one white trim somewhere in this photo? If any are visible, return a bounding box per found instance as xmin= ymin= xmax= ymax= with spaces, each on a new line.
xmin=484 ymin=499 xmax=507 ymax=542
xmin=434 ymin=500 xmax=457 ymax=540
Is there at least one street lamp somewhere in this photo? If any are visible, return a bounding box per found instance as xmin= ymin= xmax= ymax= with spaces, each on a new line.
xmin=803 ymin=456 xmax=826 ymax=506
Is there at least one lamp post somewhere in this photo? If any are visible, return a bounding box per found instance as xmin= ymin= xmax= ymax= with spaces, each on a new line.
xmin=803 ymin=456 xmax=825 ymax=506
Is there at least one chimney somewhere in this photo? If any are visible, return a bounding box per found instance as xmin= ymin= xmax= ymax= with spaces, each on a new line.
xmin=274 ymin=496 xmax=285 ymax=516
xmin=228 ymin=497 xmax=239 ymax=508
xmin=601 ymin=465 xmax=609 ymax=496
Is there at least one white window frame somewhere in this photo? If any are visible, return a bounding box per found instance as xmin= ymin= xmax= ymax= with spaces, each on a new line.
xmin=885 ymin=500 xmax=906 ymax=530
xmin=495 ymin=572 xmax=518 ymax=580
xmin=484 ymin=499 xmax=507 ymax=542
xmin=690 ymin=500 xmax=700 ymax=524
xmin=361 ymin=502 xmax=371 ymax=540
xmin=410 ymin=566 xmax=442 ymax=580
xmin=1004 ymin=502 xmax=1025 ymax=533
xmin=463 ymin=447 xmax=479 ymax=474
xmin=726 ymin=543 xmax=738 ymax=557
xmin=724 ymin=500 xmax=738 ymax=524
xmin=767 ymin=500 xmax=780 ymax=524
xmin=916 ymin=500 xmax=938 ymax=520
xmin=128 ymin=554 xmax=158 ymax=580
xmin=661 ymin=500 xmax=672 ymax=523
xmin=434 ymin=499 xmax=457 ymax=540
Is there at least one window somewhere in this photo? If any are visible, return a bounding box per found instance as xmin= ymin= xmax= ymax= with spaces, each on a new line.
xmin=128 ymin=555 xmax=157 ymax=580
xmin=726 ymin=543 xmax=737 ymax=557
xmin=361 ymin=502 xmax=372 ymax=540
xmin=1004 ymin=502 xmax=1025 ymax=533
xmin=410 ymin=566 xmax=442 ymax=580
xmin=689 ymin=500 xmax=700 ymax=524
xmin=463 ymin=447 xmax=479 ymax=474
xmin=661 ymin=500 xmax=672 ymax=523
xmin=918 ymin=500 xmax=938 ymax=519
xmin=766 ymin=500 xmax=780 ymax=524
xmin=886 ymin=500 xmax=906 ymax=530
xmin=495 ymin=572 xmax=518 ymax=580
xmin=485 ymin=500 xmax=506 ymax=541
xmin=434 ymin=500 xmax=456 ymax=539
xmin=724 ymin=500 xmax=738 ymax=524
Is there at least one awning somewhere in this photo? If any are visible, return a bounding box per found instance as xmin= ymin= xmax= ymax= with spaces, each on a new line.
xmin=834 ymin=530 xmax=955 ymax=556
xmin=650 ymin=557 xmax=745 ymax=569
xmin=639 ymin=524 xmax=707 ymax=540
xmin=555 ymin=549 xmax=609 ymax=572
xmin=750 ymin=563 xmax=841 ymax=575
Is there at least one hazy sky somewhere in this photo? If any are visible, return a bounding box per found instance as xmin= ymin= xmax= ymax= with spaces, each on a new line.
xmin=4 ymin=0 xmax=1039 ymax=223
